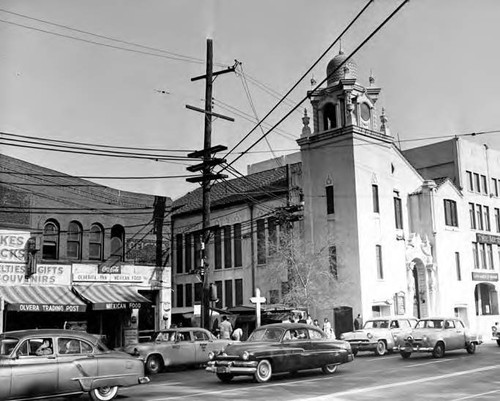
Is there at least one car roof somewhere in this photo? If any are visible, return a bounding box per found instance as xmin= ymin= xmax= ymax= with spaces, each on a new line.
xmin=256 ymin=323 xmax=320 ymax=330
xmin=1 ymin=329 xmax=99 ymax=342
xmin=418 ymin=317 xmax=461 ymax=321
xmin=161 ymin=327 xmax=208 ymax=333
xmin=366 ymin=316 xmax=417 ymax=321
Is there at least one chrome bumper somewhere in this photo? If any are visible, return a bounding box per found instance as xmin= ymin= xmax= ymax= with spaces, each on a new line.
xmin=399 ymin=345 xmax=433 ymax=353
xmin=206 ymin=360 xmax=258 ymax=375
xmin=139 ymin=376 xmax=150 ymax=385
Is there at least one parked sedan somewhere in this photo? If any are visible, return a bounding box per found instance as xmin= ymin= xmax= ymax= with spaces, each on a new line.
xmin=206 ymin=323 xmax=354 ymax=383
xmin=124 ymin=327 xmax=234 ymax=374
xmin=339 ymin=316 xmax=417 ymax=356
xmin=397 ymin=317 xmax=482 ymax=359
xmin=0 ymin=329 xmax=149 ymax=401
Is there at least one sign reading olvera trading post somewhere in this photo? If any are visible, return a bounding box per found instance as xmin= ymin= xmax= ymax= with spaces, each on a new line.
xmin=472 ymin=272 xmax=499 ymax=282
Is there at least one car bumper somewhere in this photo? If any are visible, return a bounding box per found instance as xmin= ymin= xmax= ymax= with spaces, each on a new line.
xmin=206 ymin=360 xmax=258 ymax=375
xmin=139 ymin=376 xmax=150 ymax=385
xmin=347 ymin=341 xmax=377 ymax=351
xmin=398 ymin=344 xmax=434 ymax=353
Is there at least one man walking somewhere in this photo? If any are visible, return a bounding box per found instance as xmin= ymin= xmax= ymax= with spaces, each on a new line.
xmin=219 ymin=315 xmax=233 ymax=339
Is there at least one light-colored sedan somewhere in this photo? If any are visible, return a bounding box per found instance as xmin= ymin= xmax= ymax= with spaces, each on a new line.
xmin=339 ymin=316 xmax=417 ymax=356
xmin=0 ymin=329 xmax=149 ymax=401
xmin=397 ymin=317 xmax=482 ymax=359
xmin=124 ymin=327 xmax=235 ymax=374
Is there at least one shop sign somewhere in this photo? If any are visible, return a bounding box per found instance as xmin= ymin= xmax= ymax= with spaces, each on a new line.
xmin=73 ymin=264 xmax=155 ymax=283
xmin=0 ymin=230 xmax=30 ymax=263
xmin=472 ymin=272 xmax=499 ymax=281
xmin=10 ymin=303 xmax=86 ymax=312
xmin=94 ymin=302 xmax=144 ymax=310
xmin=0 ymin=263 xmax=71 ymax=285
xmin=476 ymin=233 xmax=500 ymax=245
xmin=97 ymin=264 xmax=121 ymax=274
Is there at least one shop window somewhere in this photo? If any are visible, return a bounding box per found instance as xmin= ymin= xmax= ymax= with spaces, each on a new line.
xmin=444 ymin=199 xmax=458 ymax=227
xmin=67 ymin=221 xmax=82 ymax=260
xmin=89 ymin=223 xmax=104 ymax=261
xmin=475 ymin=283 xmax=498 ymax=315
xmin=110 ymin=225 xmax=125 ymax=262
xmin=42 ymin=220 xmax=59 ymax=260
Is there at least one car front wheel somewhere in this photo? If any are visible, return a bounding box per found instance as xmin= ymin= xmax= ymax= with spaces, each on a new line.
xmin=254 ymin=359 xmax=272 ymax=383
xmin=466 ymin=342 xmax=476 ymax=354
xmin=89 ymin=386 xmax=119 ymax=401
xmin=321 ymin=364 xmax=338 ymax=374
xmin=146 ymin=355 xmax=163 ymax=374
xmin=375 ymin=340 xmax=387 ymax=356
xmin=496 ymin=339 xmax=500 ymax=347
xmin=432 ymin=342 xmax=445 ymax=358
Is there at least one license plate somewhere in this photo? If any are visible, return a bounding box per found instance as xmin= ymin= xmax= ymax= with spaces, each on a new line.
xmin=217 ymin=367 xmax=229 ymax=374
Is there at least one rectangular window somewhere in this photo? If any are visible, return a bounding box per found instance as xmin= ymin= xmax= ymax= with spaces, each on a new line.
xmin=215 ymin=281 xmax=223 ymax=309
xmin=477 ymin=204 xmax=483 ymax=230
xmin=488 ymin=244 xmax=494 ymax=270
xmin=233 ymin=223 xmax=242 ymax=267
xmin=484 ymin=206 xmax=491 ymax=231
xmin=185 ymin=234 xmax=192 ymax=273
xmin=257 ymin=219 xmax=266 ymax=264
xmin=176 ymin=284 xmax=184 ymax=308
xmin=474 ymin=173 xmax=480 ymax=192
xmin=481 ymin=175 xmax=488 ymax=194
xmin=495 ymin=208 xmax=500 ymax=233
xmin=194 ymin=283 xmax=202 ymax=303
xmin=185 ymin=283 xmax=193 ymax=307
xmin=496 ymin=179 xmax=500 ymax=197
xmin=480 ymin=243 xmax=487 ymax=269
xmin=472 ymin=242 xmax=479 ymax=269
xmin=466 ymin=171 xmax=473 ymax=191
xmin=394 ymin=196 xmax=403 ymax=229
xmin=455 ymin=252 xmax=462 ymax=281
xmin=214 ymin=227 xmax=222 ymax=270
xmin=326 ymin=185 xmax=335 ymax=215
xmin=372 ymin=184 xmax=380 ymax=213
xmin=492 ymin=178 xmax=498 ymax=197
xmin=376 ymin=245 xmax=384 ymax=279
xmin=224 ymin=226 xmax=232 ymax=268
xmin=224 ymin=280 xmax=233 ymax=308
xmin=329 ymin=246 xmax=337 ymax=279
xmin=268 ymin=217 xmax=277 ymax=255
xmin=269 ymin=290 xmax=280 ymax=304
xmin=235 ymin=279 xmax=243 ymax=306
xmin=176 ymin=234 xmax=183 ymax=274
xmin=444 ymin=199 xmax=458 ymax=227
xmin=469 ymin=203 xmax=476 ymax=229
xmin=194 ymin=233 xmax=202 ymax=270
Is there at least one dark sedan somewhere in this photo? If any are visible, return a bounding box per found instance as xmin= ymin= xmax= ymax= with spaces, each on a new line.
xmin=206 ymin=323 xmax=354 ymax=383
xmin=0 ymin=329 xmax=150 ymax=401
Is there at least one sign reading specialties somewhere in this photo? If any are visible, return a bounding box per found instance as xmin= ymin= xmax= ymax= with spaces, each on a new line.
xmin=0 ymin=264 xmax=71 ymax=286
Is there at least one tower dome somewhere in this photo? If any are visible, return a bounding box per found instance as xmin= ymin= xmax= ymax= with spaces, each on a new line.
xmin=326 ymin=49 xmax=358 ymax=86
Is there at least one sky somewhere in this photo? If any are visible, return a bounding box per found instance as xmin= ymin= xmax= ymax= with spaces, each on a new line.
xmin=1 ymin=0 xmax=500 ymax=200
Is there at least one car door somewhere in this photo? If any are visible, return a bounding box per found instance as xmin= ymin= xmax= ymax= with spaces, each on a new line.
xmin=308 ymin=327 xmax=338 ymax=367
xmin=168 ymin=331 xmax=195 ymax=366
xmin=0 ymin=358 xmax=12 ymax=400
xmin=56 ymin=337 xmax=98 ymax=395
xmin=193 ymin=329 xmax=214 ymax=364
xmin=281 ymin=328 xmax=310 ymax=371
xmin=448 ymin=319 xmax=465 ymax=350
xmin=10 ymin=337 xmax=58 ymax=398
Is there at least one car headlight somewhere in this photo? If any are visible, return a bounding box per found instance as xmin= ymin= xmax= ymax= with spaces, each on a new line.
xmin=339 ymin=334 xmax=345 ymax=340
xmin=133 ymin=348 xmax=140 ymax=356
xmin=492 ymin=325 xmax=498 ymax=333
xmin=406 ymin=335 xmax=413 ymax=342
xmin=242 ymin=351 xmax=250 ymax=360
xmin=367 ymin=333 xmax=373 ymax=340
xmin=208 ymin=352 xmax=215 ymax=360
xmin=422 ymin=335 xmax=428 ymax=343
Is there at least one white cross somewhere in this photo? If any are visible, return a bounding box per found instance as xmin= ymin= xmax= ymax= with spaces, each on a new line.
xmin=250 ymin=288 xmax=266 ymax=328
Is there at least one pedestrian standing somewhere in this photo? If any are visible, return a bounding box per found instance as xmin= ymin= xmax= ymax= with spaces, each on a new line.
xmin=232 ymin=327 xmax=243 ymax=341
xmin=313 ymin=319 xmax=320 ymax=328
xmin=354 ymin=313 xmax=363 ymax=330
xmin=323 ymin=318 xmax=333 ymax=338
xmin=219 ymin=315 xmax=233 ymax=339
xmin=306 ymin=314 xmax=313 ymax=325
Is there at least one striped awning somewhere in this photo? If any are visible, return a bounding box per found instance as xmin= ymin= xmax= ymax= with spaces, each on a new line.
xmin=0 ymin=285 xmax=86 ymax=312
xmin=73 ymin=284 xmax=150 ymax=311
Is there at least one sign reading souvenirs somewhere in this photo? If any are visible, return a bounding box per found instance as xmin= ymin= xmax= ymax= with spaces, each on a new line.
xmin=0 ymin=264 xmax=71 ymax=286
xmin=476 ymin=233 xmax=500 ymax=245
xmin=472 ymin=272 xmax=499 ymax=282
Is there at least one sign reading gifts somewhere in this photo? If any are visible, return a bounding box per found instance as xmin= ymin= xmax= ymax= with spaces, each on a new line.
xmin=73 ymin=264 xmax=155 ymax=283
xmin=0 ymin=263 xmax=71 ymax=285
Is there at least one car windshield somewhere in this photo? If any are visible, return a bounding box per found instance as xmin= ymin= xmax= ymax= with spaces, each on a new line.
xmin=363 ymin=320 xmax=389 ymax=329
xmin=248 ymin=328 xmax=284 ymax=342
xmin=415 ymin=319 xmax=444 ymax=329
xmin=0 ymin=337 xmax=19 ymax=356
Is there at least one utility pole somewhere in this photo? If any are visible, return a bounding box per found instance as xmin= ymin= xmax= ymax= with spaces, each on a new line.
xmin=186 ymin=39 xmax=234 ymax=330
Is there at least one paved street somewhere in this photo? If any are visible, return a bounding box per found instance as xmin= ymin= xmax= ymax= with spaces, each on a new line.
xmin=69 ymin=341 xmax=500 ymax=401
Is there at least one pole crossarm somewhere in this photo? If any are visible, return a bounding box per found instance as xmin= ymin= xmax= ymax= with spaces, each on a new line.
xmin=185 ymin=104 xmax=235 ymax=122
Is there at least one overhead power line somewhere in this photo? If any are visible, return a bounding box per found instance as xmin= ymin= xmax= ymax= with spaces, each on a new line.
xmin=224 ymin=0 xmax=409 ymax=170
xmin=1 ymin=171 xmax=193 ymax=180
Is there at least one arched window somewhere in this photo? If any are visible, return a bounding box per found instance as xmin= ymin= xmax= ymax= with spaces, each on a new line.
xmin=475 ymin=283 xmax=498 ymax=315
xmin=42 ymin=220 xmax=59 ymax=260
xmin=89 ymin=223 xmax=104 ymax=261
xmin=67 ymin=221 xmax=83 ymax=260
xmin=322 ymin=103 xmax=337 ymax=130
xmin=110 ymin=225 xmax=125 ymax=262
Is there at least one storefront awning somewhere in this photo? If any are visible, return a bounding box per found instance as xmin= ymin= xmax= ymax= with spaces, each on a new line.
xmin=0 ymin=285 xmax=87 ymax=312
xmin=73 ymin=284 xmax=150 ymax=310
